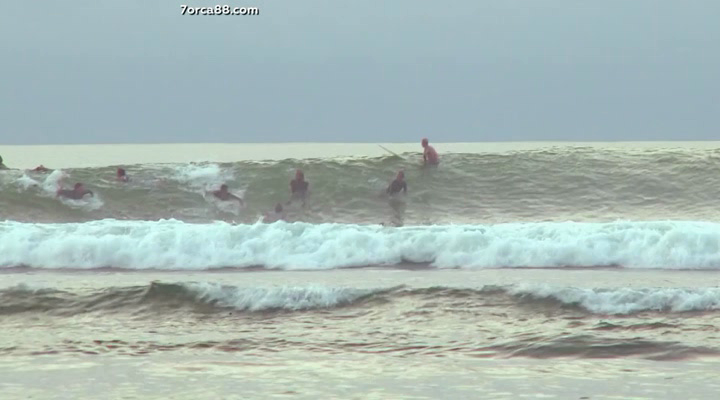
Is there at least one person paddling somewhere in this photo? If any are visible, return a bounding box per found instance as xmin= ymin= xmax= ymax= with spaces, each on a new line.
xmin=32 ymin=165 xmax=50 ymax=172
xmin=117 ymin=168 xmax=129 ymax=182
xmin=208 ymin=184 xmax=244 ymax=206
xmin=57 ymin=183 xmax=94 ymax=200
xmin=387 ymin=170 xmax=407 ymax=195
xmin=264 ymin=203 xmax=286 ymax=223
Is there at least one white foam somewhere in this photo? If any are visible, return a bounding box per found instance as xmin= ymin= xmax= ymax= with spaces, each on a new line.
xmin=3 ymin=219 xmax=720 ymax=270
xmin=9 ymin=170 xmax=106 ymax=210
xmin=15 ymin=174 xmax=40 ymax=190
xmin=174 ymin=163 xmax=234 ymax=190
xmin=183 ymin=283 xmax=375 ymax=311
xmin=509 ymin=284 xmax=720 ymax=314
xmin=205 ymin=195 xmax=245 ymax=216
xmin=1 ymin=169 xmax=56 ymax=191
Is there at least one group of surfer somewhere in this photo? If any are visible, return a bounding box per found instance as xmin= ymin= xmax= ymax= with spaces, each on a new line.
xmin=384 ymin=138 xmax=438 ymax=195
xmin=1 ymin=138 xmax=439 ymax=221
xmin=50 ymin=168 xmax=128 ymax=200
xmin=199 ymin=169 xmax=308 ymax=221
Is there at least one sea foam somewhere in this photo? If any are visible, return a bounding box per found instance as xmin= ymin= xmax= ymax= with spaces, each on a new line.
xmin=2 ymin=219 xmax=720 ymax=270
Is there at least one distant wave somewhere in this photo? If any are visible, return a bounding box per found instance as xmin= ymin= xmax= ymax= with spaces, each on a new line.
xmin=3 ymin=219 xmax=720 ymax=270
xmin=508 ymin=284 xmax=720 ymax=314
xmin=0 ymin=282 xmax=381 ymax=316
xmin=4 ymin=147 xmax=720 ymax=224
xmin=2 ymin=282 xmax=719 ymax=317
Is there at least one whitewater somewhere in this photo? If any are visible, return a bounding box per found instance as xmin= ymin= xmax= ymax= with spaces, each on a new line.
xmin=3 ymin=219 xmax=720 ymax=270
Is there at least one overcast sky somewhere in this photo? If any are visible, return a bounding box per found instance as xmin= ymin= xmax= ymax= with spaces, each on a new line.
xmin=1 ymin=1 xmax=718 ymax=144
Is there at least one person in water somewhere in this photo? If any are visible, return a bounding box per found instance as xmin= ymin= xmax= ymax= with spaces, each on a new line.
xmin=57 ymin=183 xmax=94 ymax=200
xmin=387 ymin=170 xmax=407 ymax=195
xmin=116 ymin=168 xmax=129 ymax=182
xmin=288 ymin=169 xmax=309 ymax=205
xmin=264 ymin=203 xmax=287 ymax=223
xmin=209 ymin=184 xmax=244 ymax=206
xmin=421 ymin=138 xmax=439 ymax=166
xmin=0 ymin=155 xmax=7 ymax=170
xmin=385 ymin=170 xmax=408 ymax=226
xmin=32 ymin=165 xmax=50 ymax=172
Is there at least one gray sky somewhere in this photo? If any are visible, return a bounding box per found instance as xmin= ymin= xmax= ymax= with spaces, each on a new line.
xmin=2 ymin=0 xmax=718 ymax=144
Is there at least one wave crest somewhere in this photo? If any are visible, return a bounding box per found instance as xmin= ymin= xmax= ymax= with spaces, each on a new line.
xmin=2 ymin=282 xmax=720 ymax=316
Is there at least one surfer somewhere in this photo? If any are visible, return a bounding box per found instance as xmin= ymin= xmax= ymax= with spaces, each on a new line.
xmin=116 ymin=168 xmax=129 ymax=182
xmin=57 ymin=183 xmax=94 ymax=200
xmin=385 ymin=170 xmax=407 ymax=226
xmin=288 ymin=169 xmax=309 ymax=205
xmin=0 ymin=155 xmax=7 ymax=170
xmin=31 ymin=165 xmax=50 ymax=172
xmin=421 ymin=138 xmax=439 ymax=166
xmin=264 ymin=203 xmax=286 ymax=223
xmin=387 ymin=170 xmax=407 ymax=195
xmin=209 ymin=184 xmax=244 ymax=206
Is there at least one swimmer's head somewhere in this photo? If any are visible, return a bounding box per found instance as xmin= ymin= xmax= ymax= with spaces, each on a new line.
xmin=397 ymin=170 xmax=405 ymax=179
xmin=421 ymin=138 xmax=429 ymax=147
xmin=275 ymin=203 xmax=283 ymax=213
xmin=74 ymin=183 xmax=83 ymax=190
xmin=295 ymin=169 xmax=304 ymax=179
xmin=220 ymin=184 xmax=229 ymax=191
xmin=117 ymin=168 xmax=126 ymax=176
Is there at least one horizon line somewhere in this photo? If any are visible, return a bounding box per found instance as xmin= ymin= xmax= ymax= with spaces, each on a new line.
xmin=4 ymin=140 xmax=720 ymax=146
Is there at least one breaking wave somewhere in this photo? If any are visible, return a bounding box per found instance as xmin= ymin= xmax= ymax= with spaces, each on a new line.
xmin=3 ymin=219 xmax=720 ymax=270
xmin=2 ymin=282 xmax=720 ymax=316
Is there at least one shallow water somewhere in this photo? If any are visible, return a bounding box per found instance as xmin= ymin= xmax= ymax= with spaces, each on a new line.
xmin=3 ymin=354 xmax=720 ymax=399
xmin=1 ymin=269 xmax=720 ymax=398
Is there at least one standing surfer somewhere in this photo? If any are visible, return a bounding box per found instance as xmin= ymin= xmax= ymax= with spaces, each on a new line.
xmin=421 ymin=138 xmax=439 ymax=166
xmin=288 ymin=169 xmax=309 ymax=206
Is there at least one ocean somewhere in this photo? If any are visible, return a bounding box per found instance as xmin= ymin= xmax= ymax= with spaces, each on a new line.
xmin=1 ymin=142 xmax=720 ymax=399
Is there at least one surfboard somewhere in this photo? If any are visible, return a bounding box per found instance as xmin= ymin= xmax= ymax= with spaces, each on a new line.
xmin=378 ymin=145 xmax=405 ymax=159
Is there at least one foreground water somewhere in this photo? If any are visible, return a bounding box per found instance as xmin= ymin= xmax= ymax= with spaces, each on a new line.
xmin=2 ymin=142 xmax=720 ymax=398
xmin=1 ymin=269 xmax=720 ymax=399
